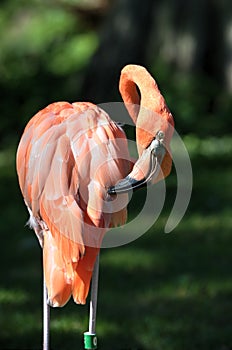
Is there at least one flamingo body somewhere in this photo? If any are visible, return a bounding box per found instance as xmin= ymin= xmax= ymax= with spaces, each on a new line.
xmin=17 ymin=101 xmax=130 ymax=306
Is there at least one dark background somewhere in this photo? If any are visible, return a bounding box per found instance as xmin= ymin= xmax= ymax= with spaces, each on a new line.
xmin=0 ymin=1 xmax=231 ymax=349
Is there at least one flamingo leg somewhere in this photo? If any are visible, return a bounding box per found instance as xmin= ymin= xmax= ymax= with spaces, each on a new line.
xmin=43 ymin=274 xmax=50 ymax=350
xmin=84 ymin=253 xmax=99 ymax=349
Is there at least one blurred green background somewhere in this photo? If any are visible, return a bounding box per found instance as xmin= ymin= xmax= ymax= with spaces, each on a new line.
xmin=0 ymin=0 xmax=232 ymax=349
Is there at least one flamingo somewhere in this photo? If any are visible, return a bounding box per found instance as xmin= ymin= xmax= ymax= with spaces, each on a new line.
xmin=16 ymin=64 xmax=174 ymax=349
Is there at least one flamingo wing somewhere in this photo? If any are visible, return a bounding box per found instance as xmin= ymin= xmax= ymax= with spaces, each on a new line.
xmin=16 ymin=102 xmax=130 ymax=306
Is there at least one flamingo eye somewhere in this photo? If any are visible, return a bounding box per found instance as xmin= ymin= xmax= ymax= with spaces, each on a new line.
xmin=150 ymin=131 xmax=166 ymax=157
xmin=156 ymin=130 xmax=165 ymax=142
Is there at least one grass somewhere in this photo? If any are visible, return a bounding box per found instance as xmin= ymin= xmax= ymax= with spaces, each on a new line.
xmin=0 ymin=139 xmax=232 ymax=350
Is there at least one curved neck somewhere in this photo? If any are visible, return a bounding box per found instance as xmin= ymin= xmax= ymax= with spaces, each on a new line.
xmin=119 ymin=65 xmax=168 ymax=123
xmin=119 ymin=65 xmax=172 ymax=153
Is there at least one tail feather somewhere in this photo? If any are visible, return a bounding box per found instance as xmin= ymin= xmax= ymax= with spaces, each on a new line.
xmin=43 ymin=230 xmax=72 ymax=307
xmin=43 ymin=230 xmax=99 ymax=306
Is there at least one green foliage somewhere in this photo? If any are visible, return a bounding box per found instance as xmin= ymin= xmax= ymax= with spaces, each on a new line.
xmin=0 ymin=4 xmax=98 ymax=81
xmin=47 ymin=32 xmax=98 ymax=75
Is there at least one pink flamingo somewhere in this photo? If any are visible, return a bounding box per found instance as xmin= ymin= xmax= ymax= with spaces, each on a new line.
xmin=16 ymin=64 xmax=174 ymax=349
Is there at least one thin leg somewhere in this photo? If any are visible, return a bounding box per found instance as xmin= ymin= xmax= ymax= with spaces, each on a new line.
xmin=43 ymin=274 xmax=50 ymax=350
xmin=84 ymin=253 xmax=100 ymax=349
xmin=89 ymin=253 xmax=99 ymax=334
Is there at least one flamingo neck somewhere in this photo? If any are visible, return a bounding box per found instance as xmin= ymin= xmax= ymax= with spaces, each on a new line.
xmin=119 ymin=65 xmax=171 ymax=154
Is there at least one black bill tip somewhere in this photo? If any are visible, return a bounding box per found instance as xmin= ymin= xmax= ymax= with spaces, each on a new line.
xmin=107 ymin=176 xmax=146 ymax=195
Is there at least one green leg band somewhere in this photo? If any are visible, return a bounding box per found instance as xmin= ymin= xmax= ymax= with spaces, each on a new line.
xmin=84 ymin=332 xmax=97 ymax=349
